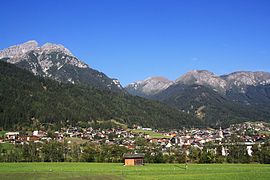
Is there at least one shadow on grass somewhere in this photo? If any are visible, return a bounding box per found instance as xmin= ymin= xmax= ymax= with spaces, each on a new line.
xmin=174 ymin=164 xmax=187 ymax=170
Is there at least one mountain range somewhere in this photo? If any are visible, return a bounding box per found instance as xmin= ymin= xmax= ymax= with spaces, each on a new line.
xmin=0 ymin=41 xmax=200 ymax=130
xmin=126 ymin=70 xmax=270 ymax=97
xmin=126 ymin=70 xmax=270 ymax=126
xmin=1 ymin=40 xmax=270 ymax=129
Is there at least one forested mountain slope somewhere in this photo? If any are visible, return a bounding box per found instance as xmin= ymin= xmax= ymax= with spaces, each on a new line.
xmin=0 ymin=61 xmax=200 ymax=130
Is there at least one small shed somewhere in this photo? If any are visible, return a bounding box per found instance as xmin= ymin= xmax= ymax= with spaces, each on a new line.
xmin=123 ymin=153 xmax=144 ymax=166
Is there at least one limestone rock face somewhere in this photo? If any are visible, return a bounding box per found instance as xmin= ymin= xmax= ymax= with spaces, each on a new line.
xmin=176 ymin=70 xmax=227 ymax=93
xmin=0 ymin=40 xmax=38 ymax=60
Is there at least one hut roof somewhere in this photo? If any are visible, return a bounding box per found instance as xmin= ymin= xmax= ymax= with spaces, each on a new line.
xmin=123 ymin=153 xmax=145 ymax=159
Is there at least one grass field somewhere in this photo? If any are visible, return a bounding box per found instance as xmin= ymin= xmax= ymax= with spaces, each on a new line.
xmin=0 ymin=163 xmax=269 ymax=180
xmin=131 ymin=129 xmax=170 ymax=138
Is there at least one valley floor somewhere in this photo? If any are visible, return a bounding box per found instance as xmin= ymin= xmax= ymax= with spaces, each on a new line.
xmin=0 ymin=163 xmax=269 ymax=180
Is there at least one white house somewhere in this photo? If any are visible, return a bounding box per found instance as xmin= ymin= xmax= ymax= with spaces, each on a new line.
xmin=6 ymin=132 xmax=19 ymax=140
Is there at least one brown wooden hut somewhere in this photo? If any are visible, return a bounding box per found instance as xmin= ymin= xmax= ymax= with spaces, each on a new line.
xmin=123 ymin=153 xmax=144 ymax=166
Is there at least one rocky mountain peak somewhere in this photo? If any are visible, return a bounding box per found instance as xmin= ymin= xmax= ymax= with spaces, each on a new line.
xmin=0 ymin=40 xmax=87 ymax=68
xmin=125 ymin=76 xmax=173 ymax=97
xmin=176 ymin=70 xmax=227 ymax=92
xmin=176 ymin=70 xmax=215 ymax=82
xmin=40 ymin=43 xmax=73 ymax=56
xmin=222 ymin=71 xmax=270 ymax=89
xmin=0 ymin=40 xmax=38 ymax=59
xmin=0 ymin=40 xmax=74 ymax=60
xmin=0 ymin=40 xmax=123 ymax=92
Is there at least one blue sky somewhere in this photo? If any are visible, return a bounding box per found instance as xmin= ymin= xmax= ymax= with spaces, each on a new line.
xmin=1 ymin=0 xmax=270 ymax=86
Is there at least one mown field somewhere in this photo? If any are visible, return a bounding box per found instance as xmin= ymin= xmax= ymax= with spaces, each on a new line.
xmin=0 ymin=163 xmax=269 ymax=180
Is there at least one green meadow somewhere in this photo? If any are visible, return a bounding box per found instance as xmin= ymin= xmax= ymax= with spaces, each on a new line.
xmin=0 ymin=163 xmax=269 ymax=180
xmin=131 ymin=129 xmax=170 ymax=138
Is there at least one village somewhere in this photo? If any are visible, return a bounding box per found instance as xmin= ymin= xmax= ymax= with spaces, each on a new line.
xmin=1 ymin=121 xmax=269 ymax=160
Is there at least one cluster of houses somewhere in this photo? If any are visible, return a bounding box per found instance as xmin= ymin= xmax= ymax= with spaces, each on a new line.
xmin=2 ymin=130 xmax=50 ymax=144
xmin=0 ymin=122 xmax=269 ymax=159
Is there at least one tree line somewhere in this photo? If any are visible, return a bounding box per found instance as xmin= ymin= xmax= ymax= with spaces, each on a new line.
xmin=0 ymin=141 xmax=269 ymax=164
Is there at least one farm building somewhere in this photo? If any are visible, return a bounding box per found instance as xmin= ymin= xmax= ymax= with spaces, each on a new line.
xmin=123 ymin=153 xmax=144 ymax=166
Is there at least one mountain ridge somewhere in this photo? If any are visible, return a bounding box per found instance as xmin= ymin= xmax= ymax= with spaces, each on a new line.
xmin=125 ymin=70 xmax=270 ymax=127
xmin=126 ymin=70 xmax=270 ymax=96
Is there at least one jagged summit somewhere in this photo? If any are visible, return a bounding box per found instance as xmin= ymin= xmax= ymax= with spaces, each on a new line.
xmin=0 ymin=40 xmax=87 ymax=69
xmin=0 ymin=40 xmax=38 ymax=59
xmin=0 ymin=40 xmax=74 ymax=59
xmin=0 ymin=40 xmax=123 ymax=92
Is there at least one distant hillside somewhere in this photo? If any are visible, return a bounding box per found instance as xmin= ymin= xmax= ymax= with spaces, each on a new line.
xmin=0 ymin=61 xmax=201 ymax=130
xmin=154 ymin=84 xmax=270 ymax=127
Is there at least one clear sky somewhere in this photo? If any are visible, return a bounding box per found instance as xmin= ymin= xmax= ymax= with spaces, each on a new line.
xmin=1 ymin=0 xmax=270 ymax=86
